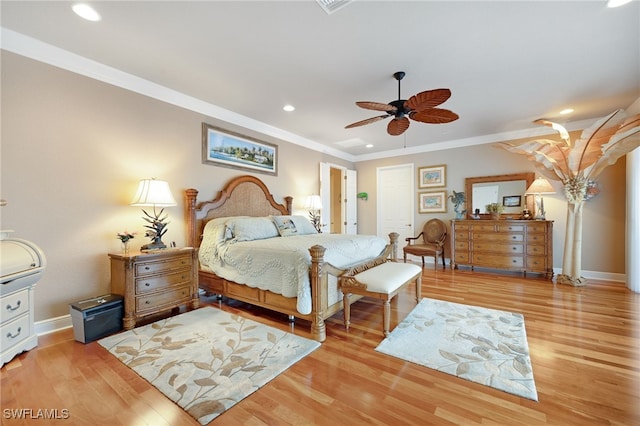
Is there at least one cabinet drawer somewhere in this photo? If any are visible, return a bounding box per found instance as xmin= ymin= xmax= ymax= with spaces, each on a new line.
xmin=136 ymin=285 xmax=192 ymax=312
xmin=527 ymin=256 xmax=547 ymax=271
xmin=455 ymin=231 xmax=469 ymax=240
xmin=527 ymin=223 xmax=548 ymax=233
xmin=1 ymin=289 xmax=29 ymax=324
xmin=454 ymin=240 xmax=469 ymax=251
xmin=473 ymin=253 xmax=524 ymax=268
xmin=527 ymin=244 xmax=547 ymax=256
xmin=1 ymin=314 xmax=30 ymax=350
xmin=472 ymin=233 xmax=524 ymax=243
xmin=527 ymin=233 xmax=547 ymax=243
xmin=454 ymin=252 xmax=470 ymax=263
xmin=498 ymin=224 xmax=525 ymax=232
xmin=472 ymin=242 xmax=523 ymax=254
xmin=136 ymin=269 xmax=191 ymax=294
xmin=136 ymin=255 xmax=192 ymax=276
xmin=454 ymin=223 xmax=470 ymax=231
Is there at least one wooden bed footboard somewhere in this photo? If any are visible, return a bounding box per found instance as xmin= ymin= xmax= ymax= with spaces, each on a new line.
xmin=185 ymin=175 xmax=398 ymax=342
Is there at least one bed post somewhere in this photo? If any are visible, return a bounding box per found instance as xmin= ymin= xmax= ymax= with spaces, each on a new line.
xmin=185 ymin=188 xmax=198 ymax=248
xmin=308 ymin=245 xmax=327 ymax=342
xmin=389 ymin=232 xmax=399 ymax=261
xmin=284 ymin=196 xmax=293 ymax=214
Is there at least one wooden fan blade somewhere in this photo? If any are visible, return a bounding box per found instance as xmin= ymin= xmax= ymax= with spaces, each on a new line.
xmin=345 ymin=115 xmax=389 ymax=129
xmin=387 ymin=117 xmax=410 ymax=136
xmin=405 ymin=89 xmax=452 ymax=111
xmin=410 ymin=108 xmax=459 ymax=124
xmin=355 ymin=101 xmax=397 ymax=112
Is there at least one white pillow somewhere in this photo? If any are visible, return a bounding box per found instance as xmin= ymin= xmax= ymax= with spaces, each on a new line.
xmin=227 ymin=217 xmax=279 ymax=242
xmin=272 ymin=215 xmax=299 ymax=237
xmin=290 ymin=215 xmax=318 ymax=235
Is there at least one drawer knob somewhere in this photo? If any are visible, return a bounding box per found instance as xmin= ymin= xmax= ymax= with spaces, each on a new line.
xmin=7 ymin=327 xmax=22 ymax=339
xmin=145 ymin=266 xmax=150 ymax=270
xmin=145 ymin=300 xmax=151 ymax=304
xmin=6 ymin=301 xmax=21 ymax=311
xmin=145 ymin=282 xmax=151 ymax=287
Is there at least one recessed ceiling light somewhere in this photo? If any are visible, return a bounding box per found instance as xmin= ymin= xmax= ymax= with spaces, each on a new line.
xmin=283 ymin=105 xmax=295 ymax=112
xmin=559 ymin=108 xmax=574 ymax=115
xmin=365 ymin=144 xmax=373 ymax=148
xmin=72 ymin=3 xmax=101 ymax=21
xmin=607 ymin=0 xmax=632 ymax=8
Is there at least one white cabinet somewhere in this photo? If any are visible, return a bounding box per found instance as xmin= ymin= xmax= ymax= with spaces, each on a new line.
xmin=1 ymin=284 xmax=37 ymax=366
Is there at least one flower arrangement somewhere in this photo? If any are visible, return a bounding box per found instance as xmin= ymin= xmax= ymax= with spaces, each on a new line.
xmin=486 ymin=203 xmax=505 ymax=214
xmin=116 ymin=231 xmax=136 ymax=243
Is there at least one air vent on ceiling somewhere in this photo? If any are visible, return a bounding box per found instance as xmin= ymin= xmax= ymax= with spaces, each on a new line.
xmin=316 ymin=0 xmax=353 ymax=15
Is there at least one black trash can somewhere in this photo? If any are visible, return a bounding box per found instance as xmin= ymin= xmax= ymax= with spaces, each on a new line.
xmin=69 ymin=294 xmax=124 ymax=343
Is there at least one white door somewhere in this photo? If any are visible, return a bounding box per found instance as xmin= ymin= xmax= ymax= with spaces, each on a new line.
xmin=345 ymin=169 xmax=357 ymax=234
xmin=377 ymin=164 xmax=414 ymax=245
xmin=319 ymin=162 xmax=331 ymax=233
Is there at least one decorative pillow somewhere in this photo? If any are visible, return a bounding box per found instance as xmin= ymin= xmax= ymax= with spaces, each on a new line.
xmin=227 ymin=217 xmax=279 ymax=242
xmin=290 ymin=215 xmax=318 ymax=235
xmin=272 ymin=215 xmax=299 ymax=237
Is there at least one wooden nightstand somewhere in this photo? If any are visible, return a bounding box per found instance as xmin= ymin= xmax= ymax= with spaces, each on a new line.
xmin=108 ymin=248 xmax=200 ymax=330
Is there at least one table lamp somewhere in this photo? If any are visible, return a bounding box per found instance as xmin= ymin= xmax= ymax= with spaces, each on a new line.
xmin=525 ymin=177 xmax=555 ymax=220
xmin=130 ymin=178 xmax=177 ymax=250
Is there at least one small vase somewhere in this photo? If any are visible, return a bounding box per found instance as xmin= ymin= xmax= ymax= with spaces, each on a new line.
xmin=121 ymin=241 xmax=130 ymax=255
xmin=490 ymin=212 xmax=501 ymax=220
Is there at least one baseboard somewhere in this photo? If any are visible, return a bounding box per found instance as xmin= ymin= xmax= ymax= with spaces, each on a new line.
xmin=35 ymin=314 xmax=72 ymax=336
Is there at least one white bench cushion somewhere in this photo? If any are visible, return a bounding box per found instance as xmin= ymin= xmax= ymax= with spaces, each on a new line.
xmin=351 ymin=262 xmax=422 ymax=294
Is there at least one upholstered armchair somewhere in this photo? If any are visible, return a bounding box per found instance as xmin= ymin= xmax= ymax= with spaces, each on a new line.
xmin=403 ymin=219 xmax=447 ymax=269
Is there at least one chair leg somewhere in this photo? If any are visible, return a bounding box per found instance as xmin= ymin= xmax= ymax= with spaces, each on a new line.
xmin=343 ymin=293 xmax=351 ymax=330
xmin=403 ymin=252 xmax=407 ymax=263
xmin=421 ymin=256 xmax=425 ymax=268
xmin=441 ymin=253 xmax=446 ymax=269
xmin=383 ymin=298 xmax=391 ymax=336
xmin=415 ymin=276 xmax=422 ymax=302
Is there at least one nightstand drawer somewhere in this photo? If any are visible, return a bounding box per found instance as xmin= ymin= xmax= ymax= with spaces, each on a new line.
xmin=136 ymin=269 xmax=192 ymax=294
xmin=135 ymin=254 xmax=192 ymax=276
xmin=136 ymin=285 xmax=192 ymax=313
xmin=1 ymin=314 xmax=30 ymax=350
xmin=1 ymin=289 xmax=29 ymax=324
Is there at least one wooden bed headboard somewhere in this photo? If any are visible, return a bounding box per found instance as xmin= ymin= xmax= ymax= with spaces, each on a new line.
xmin=185 ymin=175 xmax=293 ymax=248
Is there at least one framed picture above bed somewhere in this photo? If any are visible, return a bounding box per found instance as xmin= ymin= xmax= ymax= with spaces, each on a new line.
xmin=202 ymin=123 xmax=278 ymax=175
xmin=418 ymin=164 xmax=446 ymax=188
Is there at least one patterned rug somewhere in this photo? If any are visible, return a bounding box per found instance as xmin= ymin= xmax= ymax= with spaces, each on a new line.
xmin=375 ymin=298 xmax=538 ymax=401
xmin=98 ymin=307 xmax=320 ymax=424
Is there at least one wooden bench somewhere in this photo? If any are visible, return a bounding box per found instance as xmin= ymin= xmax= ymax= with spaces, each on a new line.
xmin=338 ymin=260 xmax=422 ymax=336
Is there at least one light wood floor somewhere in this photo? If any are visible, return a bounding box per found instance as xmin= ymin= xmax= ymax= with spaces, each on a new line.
xmin=2 ymin=267 xmax=639 ymax=425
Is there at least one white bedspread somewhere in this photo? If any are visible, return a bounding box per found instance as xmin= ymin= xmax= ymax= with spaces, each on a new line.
xmin=199 ymin=233 xmax=387 ymax=314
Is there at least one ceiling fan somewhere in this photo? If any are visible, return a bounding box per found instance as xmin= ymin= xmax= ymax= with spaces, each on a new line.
xmin=345 ymin=71 xmax=459 ymax=136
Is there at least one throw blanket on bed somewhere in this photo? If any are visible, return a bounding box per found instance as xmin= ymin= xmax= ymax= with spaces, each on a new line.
xmin=198 ymin=217 xmax=387 ymax=314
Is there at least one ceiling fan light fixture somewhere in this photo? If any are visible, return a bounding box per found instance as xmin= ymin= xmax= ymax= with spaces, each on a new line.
xmin=72 ymin=3 xmax=101 ymax=21
xmin=316 ymin=0 xmax=353 ymax=15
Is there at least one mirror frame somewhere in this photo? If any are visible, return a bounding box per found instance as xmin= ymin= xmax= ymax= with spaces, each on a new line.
xmin=465 ymin=172 xmax=535 ymax=219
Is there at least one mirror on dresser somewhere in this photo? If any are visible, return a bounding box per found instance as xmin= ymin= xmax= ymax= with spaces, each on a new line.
xmin=465 ymin=172 xmax=535 ymax=219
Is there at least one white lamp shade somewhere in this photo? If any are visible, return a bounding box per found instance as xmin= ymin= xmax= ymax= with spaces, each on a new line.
xmin=130 ymin=179 xmax=177 ymax=207
xmin=305 ymin=195 xmax=322 ymax=210
xmin=526 ymin=177 xmax=555 ymax=195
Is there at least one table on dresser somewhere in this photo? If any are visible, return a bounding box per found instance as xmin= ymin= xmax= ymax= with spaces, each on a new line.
xmin=451 ymin=219 xmax=553 ymax=279
xmin=109 ymin=248 xmax=200 ymax=330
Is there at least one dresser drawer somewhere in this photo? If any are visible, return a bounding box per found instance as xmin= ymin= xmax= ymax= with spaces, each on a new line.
xmin=472 ymin=242 xmax=523 ymax=254
xmin=1 ymin=313 xmax=30 ymax=350
xmin=136 ymin=285 xmax=192 ymax=313
xmin=527 ymin=256 xmax=548 ymax=271
xmin=472 ymin=233 xmax=524 ymax=243
xmin=527 ymin=244 xmax=547 ymax=256
xmin=527 ymin=222 xmax=548 ymax=233
xmin=454 ymin=240 xmax=469 ymax=251
xmin=135 ymin=254 xmax=192 ymax=276
xmin=454 ymin=223 xmax=470 ymax=231
xmin=454 ymin=252 xmax=470 ymax=263
xmin=455 ymin=231 xmax=469 ymax=240
xmin=135 ymin=269 xmax=192 ymax=294
xmin=527 ymin=233 xmax=547 ymax=243
xmin=473 ymin=253 xmax=524 ymax=268
xmin=1 ymin=289 xmax=29 ymax=324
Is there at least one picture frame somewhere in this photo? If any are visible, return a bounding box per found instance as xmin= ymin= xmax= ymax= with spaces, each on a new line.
xmin=502 ymin=195 xmax=522 ymax=207
xmin=418 ymin=190 xmax=447 ymax=214
xmin=418 ymin=164 xmax=446 ymax=188
xmin=202 ymin=123 xmax=278 ymax=175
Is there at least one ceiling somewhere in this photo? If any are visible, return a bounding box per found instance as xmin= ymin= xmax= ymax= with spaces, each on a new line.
xmin=1 ymin=1 xmax=639 ymax=161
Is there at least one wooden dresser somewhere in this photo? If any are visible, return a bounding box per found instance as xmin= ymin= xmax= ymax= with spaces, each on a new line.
xmin=109 ymin=248 xmax=199 ymax=329
xmin=451 ymin=219 xmax=553 ymax=279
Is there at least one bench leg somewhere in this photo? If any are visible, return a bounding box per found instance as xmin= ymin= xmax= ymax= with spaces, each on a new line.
xmin=343 ymin=293 xmax=351 ymax=330
xmin=383 ymin=298 xmax=391 ymax=336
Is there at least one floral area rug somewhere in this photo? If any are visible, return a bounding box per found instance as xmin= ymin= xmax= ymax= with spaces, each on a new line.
xmin=375 ymin=298 xmax=538 ymax=401
xmin=98 ymin=307 xmax=320 ymax=424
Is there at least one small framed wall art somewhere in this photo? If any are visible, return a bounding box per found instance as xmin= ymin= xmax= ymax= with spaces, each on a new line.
xmin=418 ymin=164 xmax=446 ymax=188
xmin=202 ymin=123 xmax=278 ymax=175
xmin=418 ymin=190 xmax=447 ymax=213
xmin=502 ymin=195 xmax=522 ymax=207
